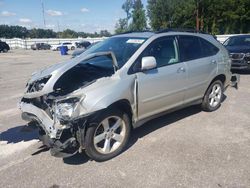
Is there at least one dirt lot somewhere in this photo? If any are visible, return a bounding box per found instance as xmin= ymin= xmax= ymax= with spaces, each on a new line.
xmin=0 ymin=50 xmax=249 ymax=188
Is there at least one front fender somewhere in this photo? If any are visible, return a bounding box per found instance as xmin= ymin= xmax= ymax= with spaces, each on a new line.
xmin=75 ymin=75 xmax=136 ymax=117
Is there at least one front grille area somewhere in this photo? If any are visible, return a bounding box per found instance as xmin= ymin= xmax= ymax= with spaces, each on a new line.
xmin=230 ymin=53 xmax=245 ymax=60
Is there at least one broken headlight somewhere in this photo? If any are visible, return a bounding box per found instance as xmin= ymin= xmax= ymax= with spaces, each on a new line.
xmin=55 ymin=97 xmax=80 ymax=121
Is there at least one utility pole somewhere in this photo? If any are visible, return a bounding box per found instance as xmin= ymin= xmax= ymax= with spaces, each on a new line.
xmin=41 ymin=0 xmax=46 ymax=28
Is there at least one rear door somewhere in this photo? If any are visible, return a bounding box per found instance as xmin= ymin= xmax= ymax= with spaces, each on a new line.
xmin=135 ymin=36 xmax=188 ymax=120
xmin=177 ymin=35 xmax=219 ymax=103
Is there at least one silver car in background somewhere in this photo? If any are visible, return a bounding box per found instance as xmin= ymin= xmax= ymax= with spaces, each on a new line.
xmin=19 ymin=31 xmax=238 ymax=161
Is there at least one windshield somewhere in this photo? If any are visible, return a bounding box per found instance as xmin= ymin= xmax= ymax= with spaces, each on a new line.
xmin=78 ymin=37 xmax=147 ymax=69
xmin=224 ymin=36 xmax=250 ymax=46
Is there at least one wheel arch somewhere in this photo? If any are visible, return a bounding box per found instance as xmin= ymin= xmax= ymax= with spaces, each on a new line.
xmin=203 ymin=74 xmax=226 ymax=98
xmin=108 ymin=99 xmax=134 ymax=124
xmin=211 ymin=74 xmax=226 ymax=86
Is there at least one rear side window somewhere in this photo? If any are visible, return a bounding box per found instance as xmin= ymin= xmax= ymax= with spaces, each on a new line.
xmin=200 ymin=38 xmax=219 ymax=57
xmin=178 ymin=35 xmax=219 ymax=62
xmin=178 ymin=36 xmax=203 ymax=62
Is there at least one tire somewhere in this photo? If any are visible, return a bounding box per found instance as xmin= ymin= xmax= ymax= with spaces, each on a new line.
xmin=3 ymin=48 xmax=8 ymax=53
xmin=56 ymin=47 xmax=60 ymax=51
xmin=201 ymin=80 xmax=223 ymax=112
xmin=71 ymin=46 xmax=75 ymax=50
xmin=85 ymin=108 xmax=131 ymax=162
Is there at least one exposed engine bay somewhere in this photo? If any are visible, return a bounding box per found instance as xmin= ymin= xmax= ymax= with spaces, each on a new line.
xmin=19 ymin=51 xmax=120 ymax=157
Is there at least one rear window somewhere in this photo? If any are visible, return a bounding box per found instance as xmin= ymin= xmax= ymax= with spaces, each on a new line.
xmin=178 ymin=35 xmax=219 ymax=62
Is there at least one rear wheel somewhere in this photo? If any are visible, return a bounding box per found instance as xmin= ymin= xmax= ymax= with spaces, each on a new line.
xmin=202 ymin=80 xmax=223 ymax=112
xmin=71 ymin=46 xmax=75 ymax=50
xmin=85 ymin=109 xmax=131 ymax=161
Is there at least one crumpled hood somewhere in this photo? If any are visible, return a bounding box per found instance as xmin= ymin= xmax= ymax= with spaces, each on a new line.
xmin=24 ymin=52 xmax=118 ymax=99
xmin=30 ymin=61 xmax=67 ymax=82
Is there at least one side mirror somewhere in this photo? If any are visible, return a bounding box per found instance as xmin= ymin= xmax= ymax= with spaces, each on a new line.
xmin=141 ymin=56 xmax=157 ymax=71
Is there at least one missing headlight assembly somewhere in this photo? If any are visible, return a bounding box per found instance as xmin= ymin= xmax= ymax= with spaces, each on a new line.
xmin=26 ymin=75 xmax=51 ymax=93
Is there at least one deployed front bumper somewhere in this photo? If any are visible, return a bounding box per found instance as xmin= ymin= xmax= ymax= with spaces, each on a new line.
xmin=19 ymin=101 xmax=85 ymax=157
xmin=19 ymin=101 xmax=61 ymax=139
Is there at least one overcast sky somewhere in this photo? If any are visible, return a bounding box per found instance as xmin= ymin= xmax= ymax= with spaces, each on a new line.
xmin=0 ymin=0 xmax=148 ymax=33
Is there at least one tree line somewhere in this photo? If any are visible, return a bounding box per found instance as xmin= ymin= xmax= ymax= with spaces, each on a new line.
xmin=0 ymin=25 xmax=111 ymax=39
xmin=115 ymin=0 xmax=250 ymax=34
xmin=1 ymin=0 xmax=249 ymax=38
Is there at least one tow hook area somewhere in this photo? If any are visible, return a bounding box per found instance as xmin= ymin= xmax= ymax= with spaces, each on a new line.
xmin=230 ymin=74 xmax=240 ymax=89
xmin=39 ymin=129 xmax=79 ymax=158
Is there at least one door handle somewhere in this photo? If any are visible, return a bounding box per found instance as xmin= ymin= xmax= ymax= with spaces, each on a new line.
xmin=177 ymin=67 xmax=186 ymax=73
xmin=211 ymin=60 xmax=217 ymax=64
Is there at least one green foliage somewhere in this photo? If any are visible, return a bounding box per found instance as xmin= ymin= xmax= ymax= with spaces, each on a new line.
xmin=147 ymin=0 xmax=250 ymax=34
xmin=0 ymin=25 xmax=111 ymax=39
xmin=115 ymin=18 xmax=128 ymax=34
xmin=58 ymin=29 xmax=78 ymax=38
xmin=122 ymin=0 xmax=133 ymax=25
xmin=130 ymin=0 xmax=147 ymax=31
xmin=29 ymin=28 xmax=57 ymax=38
xmin=115 ymin=0 xmax=147 ymax=34
xmin=0 ymin=25 xmax=29 ymax=38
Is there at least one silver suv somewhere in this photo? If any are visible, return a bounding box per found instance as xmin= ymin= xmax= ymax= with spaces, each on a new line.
xmin=19 ymin=31 xmax=238 ymax=161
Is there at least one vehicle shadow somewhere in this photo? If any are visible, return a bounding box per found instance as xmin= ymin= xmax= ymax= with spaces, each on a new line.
xmin=127 ymin=105 xmax=202 ymax=150
xmin=0 ymin=125 xmax=38 ymax=143
xmin=63 ymin=105 xmax=203 ymax=165
xmin=63 ymin=152 xmax=90 ymax=165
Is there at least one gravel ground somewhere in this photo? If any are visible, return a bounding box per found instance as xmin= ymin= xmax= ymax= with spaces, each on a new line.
xmin=0 ymin=49 xmax=249 ymax=188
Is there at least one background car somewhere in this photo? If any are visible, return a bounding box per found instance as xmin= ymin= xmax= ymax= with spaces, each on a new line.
xmin=51 ymin=42 xmax=76 ymax=51
xmin=223 ymin=35 xmax=250 ymax=71
xmin=31 ymin=43 xmax=51 ymax=50
xmin=71 ymin=41 xmax=99 ymax=58
xmin=0 ymin=41 xmax=10 ymax=52
xmin=75 ymin=41 xmax=91 ymax=49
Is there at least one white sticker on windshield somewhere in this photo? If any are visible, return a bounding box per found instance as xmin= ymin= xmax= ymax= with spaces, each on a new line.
xmin=126 ymin=39 xmax=145 ymax=44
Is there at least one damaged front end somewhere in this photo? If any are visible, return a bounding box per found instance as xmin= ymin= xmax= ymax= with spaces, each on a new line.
xmin=19 ymin=51 xmax=118 ymax=158
xmin=19 ymin=95 xmax=88 ymax=158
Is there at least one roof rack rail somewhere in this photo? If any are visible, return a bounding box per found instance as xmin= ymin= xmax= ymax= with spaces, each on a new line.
xmin=156 ymin=28 xmax=208 ymax=34
xmin=114 ymin=29 xmax=154 ymax=35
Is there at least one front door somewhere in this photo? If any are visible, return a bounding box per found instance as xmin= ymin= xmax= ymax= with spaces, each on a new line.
xmin=135 ymin=36 xmax=187 ymax=120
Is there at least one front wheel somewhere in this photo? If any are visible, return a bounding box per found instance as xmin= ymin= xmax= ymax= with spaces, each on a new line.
xmin=85 ymin=109 xmax=131 ymax=161
xmin=202 ymin=80 xmax=223 ymax=112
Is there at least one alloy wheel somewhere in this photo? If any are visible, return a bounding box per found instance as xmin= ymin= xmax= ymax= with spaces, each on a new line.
xmin=93 ymin=116 xmax=126 ymax=154
xmin=209 ymin=83 xmax=222 ymax=108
